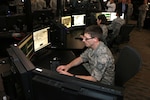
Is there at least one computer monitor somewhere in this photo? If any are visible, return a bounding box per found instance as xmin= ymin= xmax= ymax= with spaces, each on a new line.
xmin=72 ymin=14 xmax=86 ymax=27
xmin=101 ymin=12 xmax=111 ymax=21
xmin=110 ymin=12 xmax=124 ymax=21
xmin=31 ymin=68 xmax=124 ymax=100
xmin=95 ymin=12 xmax=101 ymax=19
xmin=6 ymin=44 xmax=35 ymax=100
xmin=61 ymin=15 xmax=72 ymax=28
xmin=98 ymin=12 xmax=124 ymax=21
xmin=33 ymin=27 xmax=51 ymax=52
xmin=18 ymin=33 xmax=34 ymax=60
xmin=49 ymin=20 xmax=67 ymax=48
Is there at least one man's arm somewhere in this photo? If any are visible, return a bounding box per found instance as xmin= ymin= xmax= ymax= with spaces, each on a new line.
xmin=75 ymin=75 xmax=97 ymax=82
xmin=66 ymin=56 xmax=83 ymax=69
xmin=57 ymin=56 xmax=83 ymax=72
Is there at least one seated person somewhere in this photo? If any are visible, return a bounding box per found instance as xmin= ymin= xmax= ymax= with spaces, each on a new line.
xmin=97 ymin=14 xmax=108 ymax=44
xmin=107 ymin=11 xmax=125 ymax=47
xmin=56 ymin=25 xmax=115 ymax=85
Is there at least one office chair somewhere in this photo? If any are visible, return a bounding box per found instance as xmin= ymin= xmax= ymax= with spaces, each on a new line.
xmin=115 ymin=46 xmax=142 ymax=87
xmin=106 ymin=23 xmax=122 ymax=50
xmin=115 ymin=24 xmax=135 ymax=44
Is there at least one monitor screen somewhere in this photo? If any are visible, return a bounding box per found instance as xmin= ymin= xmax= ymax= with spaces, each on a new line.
xmin=72 ymin=14 xmax=86 ymax=27
xmin=33 ymin=27 xmax=51 ymax=52
xmin=95 ymin=12 xmax=101 ymax=19
xmin=103 ymin=0 xmax=107 ymax=2
xmin=99 ymin=12 xmax=124 ymax=21
xmin=18 ymin=33 xmax=34 ymax=60
xmin=101 ymin=12 xmax=111 ymax=21
xmin=61 ymin=16 xmax=71 ymax=28
xmin=110 ymin=12 xmax=124 ymax=21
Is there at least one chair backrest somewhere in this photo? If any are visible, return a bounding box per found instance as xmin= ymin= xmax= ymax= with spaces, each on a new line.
xmin=115 ymin=46 xmax=142 ymax=87
xmin=115 ymin=24 xmax=135 ymax=44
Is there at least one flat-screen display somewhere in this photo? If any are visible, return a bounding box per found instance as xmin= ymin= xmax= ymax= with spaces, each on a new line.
xmin=7 ymin=44 xmax=35 ymax=100
xmin=33 ymin=27 xmax=50 ymax=52
xmin=18 ymin=33 xmax=34 ymax=59
xmin=97 ymin=12 xmax=124 ymax=21
xmin=95 ymin=12 xmax=102 ymax=19
xmin=72 ymin=14 xmax=86 ymax=27
xmin=61 ymin=16 xmax=71 ymax=28
xmin=101 ymin=12 xmax=111 ymax=21
xmin=110 ymin=12 xmax=124 ymax=21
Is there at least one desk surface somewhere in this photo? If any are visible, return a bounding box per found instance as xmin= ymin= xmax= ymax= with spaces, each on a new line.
xmin=31 ymin=49 xmax=76 ymax=70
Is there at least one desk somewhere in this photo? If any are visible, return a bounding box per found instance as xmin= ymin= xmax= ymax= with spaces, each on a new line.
xmin=31 ymin=49 xmax=76 ymax=70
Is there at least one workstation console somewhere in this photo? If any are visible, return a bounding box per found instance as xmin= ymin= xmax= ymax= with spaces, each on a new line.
xmin=5 ymin=20 xmax=124 ymax=100
xmin=3 ymin=3 xmax=126 ymax=98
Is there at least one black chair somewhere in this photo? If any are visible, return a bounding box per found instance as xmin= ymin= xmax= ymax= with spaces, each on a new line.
xmin=115 ymin=24 xmax=135 ymax=45
xmin=115 ymin=46 xmax=142 ymax=87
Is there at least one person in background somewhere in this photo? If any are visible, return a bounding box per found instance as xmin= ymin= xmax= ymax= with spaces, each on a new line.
xmin=50 ymin=0 xmax=57 ymax=16
xmin=105 ymin=0 xmax=116 ymax=12
xmin=36 ymin=0 xmax=46 ymax=10
xmin=90 ymin=0 xmax=102 ymax=11
xmin=56 ymin=25 xmax=115 ymax=85
xmin=31 ymin=0 xmax=36 ymax=11
xmin=116 ymin=0 xmax=128 ymax=21
xmin=126 ymin=0 xmax=133 ymax=24
xmin=45 ymin=0 xmax=51 ymax=8
xmin=137 ymin=0 xmax=149 ymax=31
xmin=31 ymin=0 xmax=46 ymax=12
xmin=107 ymin=11 xmax=125 ymax=47
xmin=97 ymin=14 xmax=108 ymax=44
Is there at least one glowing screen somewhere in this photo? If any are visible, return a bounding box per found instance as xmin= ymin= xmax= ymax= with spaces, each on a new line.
xmin=33 ymin=27 xmax=50 ymax=52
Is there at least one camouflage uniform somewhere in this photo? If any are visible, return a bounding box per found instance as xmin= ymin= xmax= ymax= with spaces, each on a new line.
xmin=108 ymin=17 xmax=125 ymax=37
xmin=137 ymin=3 xmax=149 ymax=30
xmin=100 ymin=24 xmax=108 ymax=40
xmin=80 ymin=42 xmax=115 ymax=85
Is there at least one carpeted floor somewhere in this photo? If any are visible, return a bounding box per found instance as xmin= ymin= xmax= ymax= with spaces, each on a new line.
xmin=121 ymin=21 xmax=150 ymax=100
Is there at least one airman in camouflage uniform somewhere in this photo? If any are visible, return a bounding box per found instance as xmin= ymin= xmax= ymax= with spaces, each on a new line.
xmin=57 ymin=25 xmax=115 ymax=85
